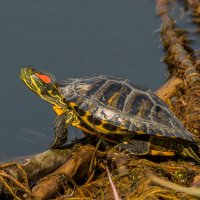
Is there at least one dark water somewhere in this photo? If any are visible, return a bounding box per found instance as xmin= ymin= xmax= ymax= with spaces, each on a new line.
xmin=0 ymin=1 xmax=166 ymax=160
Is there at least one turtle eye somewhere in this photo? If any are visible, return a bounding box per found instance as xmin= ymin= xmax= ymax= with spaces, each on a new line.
xmin=35 ymin=73 xmax=52 ymax=84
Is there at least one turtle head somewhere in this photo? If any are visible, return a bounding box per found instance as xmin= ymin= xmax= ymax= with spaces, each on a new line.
xmin=20 ymin=66 xmax=66 ymax=107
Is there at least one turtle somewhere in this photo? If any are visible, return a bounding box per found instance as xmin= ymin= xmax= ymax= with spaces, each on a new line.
xmin=20 ymin=66 xmax=200 ymax=163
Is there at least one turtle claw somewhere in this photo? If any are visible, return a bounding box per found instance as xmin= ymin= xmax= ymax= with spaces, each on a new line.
xmin=50 ymin=135 xmax=67 ymax=149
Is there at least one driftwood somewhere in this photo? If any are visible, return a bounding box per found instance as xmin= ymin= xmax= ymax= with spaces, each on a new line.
xmin=29 ymin=145 xmax=95 ymax=200
xmin=0 ymin=0 xmax=200 ymax=199
xmin=0 ymin=146 xmax=78 ymax=199
xmin=155 ymin=76 xmax=183 ymax=102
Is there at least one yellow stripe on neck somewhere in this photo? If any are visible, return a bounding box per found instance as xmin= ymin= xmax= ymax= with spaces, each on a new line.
xmin=53 ymin=106 xmax=65 ymax=115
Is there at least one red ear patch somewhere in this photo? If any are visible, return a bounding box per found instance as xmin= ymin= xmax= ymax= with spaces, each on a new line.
xmin=35 ymin=73 xmax=51 ymax=83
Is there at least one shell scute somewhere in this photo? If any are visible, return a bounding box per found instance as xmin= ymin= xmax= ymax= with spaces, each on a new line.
xmin=96 ymin=82 xmax=122 ymax=105
xmin=126 ymin=92 xmax=153 ymax=118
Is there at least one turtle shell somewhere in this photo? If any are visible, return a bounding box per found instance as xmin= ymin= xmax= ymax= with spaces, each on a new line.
xmin=59 ymin=74 xmax=194 ymax=142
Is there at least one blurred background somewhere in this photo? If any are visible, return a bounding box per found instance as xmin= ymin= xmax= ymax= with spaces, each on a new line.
xmin=0 ymin=1 xmax=166 ymax=160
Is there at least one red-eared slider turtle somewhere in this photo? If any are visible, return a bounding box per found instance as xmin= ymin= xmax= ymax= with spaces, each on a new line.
xmin=20 ymin=66 xmax=200 ymax=163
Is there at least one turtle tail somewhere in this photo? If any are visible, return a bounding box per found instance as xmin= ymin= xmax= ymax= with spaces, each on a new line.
xmin=182 ymin=141 xmax=200 ymax=164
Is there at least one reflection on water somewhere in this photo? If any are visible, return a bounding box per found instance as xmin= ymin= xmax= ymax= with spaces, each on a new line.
xmin=0 ymin=1 xmax=165 ymax=159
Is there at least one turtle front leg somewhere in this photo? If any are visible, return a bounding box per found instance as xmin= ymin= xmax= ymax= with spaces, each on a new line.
xmin=50 ymin=111 xmax=75 ymax=149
